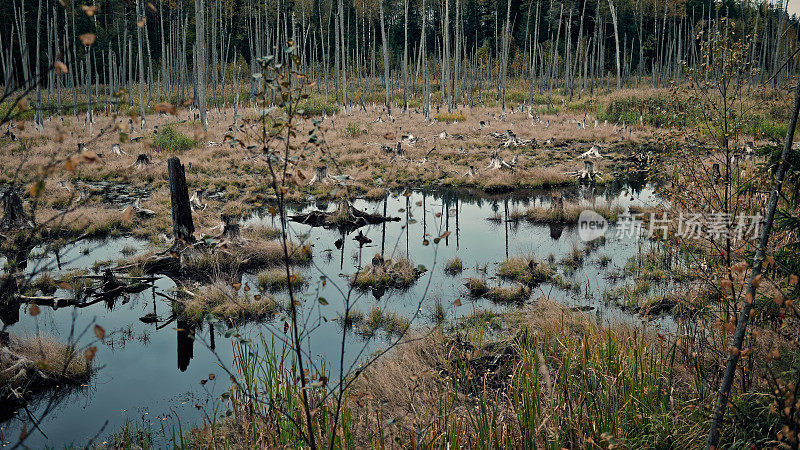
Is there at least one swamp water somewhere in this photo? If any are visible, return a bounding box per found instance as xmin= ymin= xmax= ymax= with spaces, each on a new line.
xmin=1 ymin=180 xmax=670 ymax=447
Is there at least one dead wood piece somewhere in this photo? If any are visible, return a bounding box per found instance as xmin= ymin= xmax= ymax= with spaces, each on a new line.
xmin=0 ymin=189 xmax=33 ymax=231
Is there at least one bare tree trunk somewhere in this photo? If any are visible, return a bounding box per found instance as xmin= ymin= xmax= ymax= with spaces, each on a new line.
xmin=136 ymin=0 xmax=147 ymax=125
xmin=608 ymin=0 xmax=621 ymax=90
xmin=194 ymin=0 xmax=207 ymax=130
xmin=379 ymin=0 xmax=391 ymax=115
xmin=706 ymin=62 xmax=800 ymax=450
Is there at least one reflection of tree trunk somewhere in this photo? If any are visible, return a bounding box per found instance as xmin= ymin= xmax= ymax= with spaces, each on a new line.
xmin=456 ymin=198 xmax=460 ymax=249
xmin=445 ymin=194 xmax=450 ymax=245
xmin=504 ymin=199 xmax=509 ymax=258
xmin=177 ymin=318 xmax=195 ymax=372
xmin=339 ymin=230 xmax=345 ymax=270
xmin=209 ymin=324 xmax=215 ymax=351
xmin=0 ymin=302 xmax=20 ymax=326
xmin=406 ymin=196 xmax=410 ymax=257
xmin=422 ymin=193 xmax=427 ymax=238
xmin=549 ymin=223 xmax=565 ymax=240
xmin=381 ymin=196 xmax=387 ymax=259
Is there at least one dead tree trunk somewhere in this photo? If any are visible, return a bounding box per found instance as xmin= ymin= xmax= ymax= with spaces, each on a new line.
xmin=167 ymin=157 xmax=195 ymax=242
xmin=0 ymin=189 xmax=33 ymax=231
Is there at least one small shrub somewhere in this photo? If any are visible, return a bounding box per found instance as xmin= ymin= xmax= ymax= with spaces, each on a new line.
xmin=444 ymin=257 xmax=463 ymax=275
xmin=435 ymin=111 xmax=466 ymax=123
xmin=344 ymin=122 xmax=365 ymax=138
xmin=486 ymin=285 xmax=530 ymax=303
xmin=257 ymin=268 xmax=306 ymax=291
xmin=351 ymin=258 xmax=424 ymax=290
xmin=465 ymin=277 xmax=488 ymax=297
xmin=357 ymin=306 xmax=409 ymax=337
xmin=150 ymin=125 xmax=197 ymax=153
xmin=498 ymin=257 xmax=552 ymax=285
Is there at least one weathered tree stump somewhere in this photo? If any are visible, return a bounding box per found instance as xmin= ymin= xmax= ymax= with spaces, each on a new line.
xmin=550 ymin=192 xmax=565 ymax=213
xmin=131 ymin=153 xmax=152 ymax=169
xmin=0 ymin=188 xmax=33 ymax=231
xmin=308 ymin=165 xmax=329 ymax=185
xmin=168 ymin=157 xmax=195 ymax=243
xmin=189 ymin=189 xmax=206 ymax=211
xmin=712 ymin=163 xmax=721 ymax=183
xmin=221 ymin=213 xmax=241 ymax=239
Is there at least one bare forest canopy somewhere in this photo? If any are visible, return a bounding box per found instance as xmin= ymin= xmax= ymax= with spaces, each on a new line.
xmin=1 ymin=0 xmax=799 ymax=121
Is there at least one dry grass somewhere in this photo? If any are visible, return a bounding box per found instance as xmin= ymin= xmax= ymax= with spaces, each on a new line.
xmin=182 ymin=280 xmax=280 ymax=322
xmin=497 ymin=257 xmax=553 ymax=285
xmin=256 ymin=267 xmax=306 ymax=291
xmin=444 ymin=257 xmax=464 ymax=275
xmin=524 ymin=201 xmax=623 ymax=224
xmin=182 ymin=237 xmax=311 ymax=281
xmin=350 ymin=257 xmax=423 ymax=290
xmin=0 ymin=334 xmax=91 ymax=406
xmin=464 ymin=277 xmax=488 ymax=296
xmin=485 ymin=284 xmax=531 ymax=303
xmin=2 ymin=104 xmax=650 ymax=241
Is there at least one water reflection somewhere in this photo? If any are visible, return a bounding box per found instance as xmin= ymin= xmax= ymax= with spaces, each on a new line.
xmin=2 ymin=181 xmax=665 ymax=446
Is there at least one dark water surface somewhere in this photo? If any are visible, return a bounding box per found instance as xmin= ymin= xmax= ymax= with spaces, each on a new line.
xmin=0 ymin=181 xmax=665 ymax=447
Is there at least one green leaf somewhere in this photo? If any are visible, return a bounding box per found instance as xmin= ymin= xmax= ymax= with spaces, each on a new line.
xmin=318 ymin=297 xmax=328 ymax=305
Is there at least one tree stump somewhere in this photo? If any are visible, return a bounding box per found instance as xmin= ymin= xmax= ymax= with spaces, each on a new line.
xmin=131 ymin=153 xmax=152 ymax=169
xmin=168 ymin=157 xmax=195 ymax=243
xmin=221 ymin=213 xmax=240 ymax=239
xmin=550 ymin=192 xmax=565 ymax=213
xmin=308 ymin=165 xmax=329 ymax=185
xmin=712 ymin=163 xmax=721 ymax=183
xmin=0 ymin=188 xmax=32 ymax=231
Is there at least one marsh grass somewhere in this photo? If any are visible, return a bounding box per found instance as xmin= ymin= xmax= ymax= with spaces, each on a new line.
xmin=356 ymin=306 xmax=410 ymax=337
xmin=0 ymin=334 xmax=91 ymax=407
xmin=444 ymin=257 xmax=463 ymax=275
xmin=189 ymin=298 xmax=777 ymax=448
xmin=435 ymin=111 xmax=467 ymax=123
xmin=350 ymin=258 xmax=423 ymax=290
xmin=497 ymin=257 xmax=553 ymax=285
xmin=182 ymin=238 xmax=311 ymax=281
xmin=257 ymin=268 xmax=306 ymax=292
xmin=150 ymin=125 xmax=198 ymax=153
xmin=485 ymin=285 xmax=531 ymax=303
xmin=525 ymin=201 xmax=622 ymax=224
xmin=464 ymin=277 xmax=488 ymax=297
xmin=182 ymin=281 xmax=279 ymax=322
